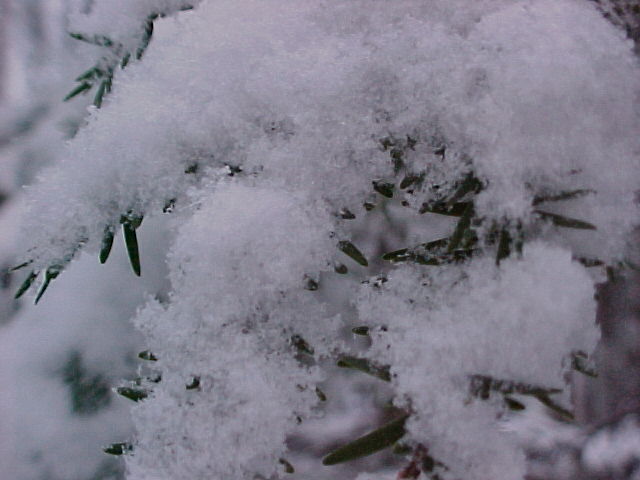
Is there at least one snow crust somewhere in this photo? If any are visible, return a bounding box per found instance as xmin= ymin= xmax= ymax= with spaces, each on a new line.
xmin=13 ymin=0 xmax=640 ymax=478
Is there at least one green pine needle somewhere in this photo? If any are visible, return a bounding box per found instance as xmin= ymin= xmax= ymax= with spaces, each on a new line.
xmin=415 ymin=250 xmax=473 ymax=266
xmin=136 ymin=18 xmax=155 ymax=60
xmin=116 ymin=386 xmax=148 ymax=402
xmin=122 ymin=213 xmax=144 ymax=229
xmin=93 ymin=80 xmax=108 ymax=108
xmin=381 ymin=248 xmax=409 ymax=262
xmin=122 ymin=223 xmax=141 ymax=276
xmin=447 ymin=203 xmax=474 ymax=253
xmin=383 ymin=238 xmax=463 ymax=265
xmin=75 ymin=67 xmax=101 ymax=82
xmin=186 ymin=376 xmax=200 ymax=390
xmin=352 ymin=326 xmax=370 ymax=336
xmin=322 ymin=414 xmax=408 ymax=465
xmin=99 ymin=226 xmax=115 ymax=264
xmin=14 ymin=271 xmax=38 ymax=299
xmin=399 ymin=173 xmax=423 ymax=190
xmin=315 ymin=387 xmax=327 ymax=402
xmin=534 ymin=210 xmax=596 ymax=230
xmin=446 ymin=174 xmax=483 ymax=207
xmin=504 ymin=396 xmax=526 ymax=411
xmin=339 ymin=208 xmax=356 ymax=219
xmin=337 ymin=355 xmax=391 ymax=382
xmin=304 ymin=276 xmax=319 ymax=291
xmin=291 ymin=335 xmax=314 ymax=356
xmin=469 ymin=374 xmax=562 ymax=399
xmin=532 ymin=189 xmax=595 ymax=206
xmin=103 ymin=442 xmax=133 ymax=456
xmin=9 ymin=260 xmax=32 ymax=272
xmin=334 ymin=262 xmax=348 ymax=274
xmin=533 ymin=393 xmax=574 ymax=422
xmin=64 ymin=82 xmax=91 ymax=102
xmin=419 ymin=238 xmax=449 ymax=252
xmin=69 ymin=32 xmax=115 ymax=47
xmin=573 ymin=256 xmax=604 ymax=268
xmin=120 ymin=214 xmax=143 ymax=276
xmin=138 ymin=350 xmax=158 ymax=361
xmin=496 ymin=229 xmax=512 ymax=265
xmin=35 ymin=266 xmax=62 ymax=304
xmin=121 ymin=53 xmax=131 ymax=69
xmin=420 ymin=201 xmax=469 ymax=217
xmin=391 ymin=442 xmax=412 ymax=455
xmin=338 ymin=241 xmax=368 ymax=267
xmin=372 ymin=181 xmax=394 ymax=198
xmin=279 ymin=458 xmax=295 ymax=474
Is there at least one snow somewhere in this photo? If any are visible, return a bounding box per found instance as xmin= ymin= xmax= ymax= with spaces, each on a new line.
xmin=128 ymin=185 xmax=333 ymax=478
xmin=7 ymin=0 xmax=640 ymax=479
xmin=18 ymin=0 xmax=640 ymax=272
xmin=359 ymin=242 xmax=598 ymax=478
xmin=582 ymin=415 xmax=640 ymax=474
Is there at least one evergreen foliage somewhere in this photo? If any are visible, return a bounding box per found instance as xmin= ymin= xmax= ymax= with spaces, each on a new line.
xmin=6 ymin=0 xmax=640 ymax=479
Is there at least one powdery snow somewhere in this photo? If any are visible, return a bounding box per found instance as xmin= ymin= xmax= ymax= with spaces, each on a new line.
xmin=12 ymin=0 xmax=640 ymax=478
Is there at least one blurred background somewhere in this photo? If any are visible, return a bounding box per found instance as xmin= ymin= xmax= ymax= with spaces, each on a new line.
xmin=0 ymin=1 xmax=159 ymax=479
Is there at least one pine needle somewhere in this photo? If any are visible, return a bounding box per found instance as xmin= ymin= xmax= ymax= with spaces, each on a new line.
xmin=322 ymin=414 xmax=408 ymax=465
